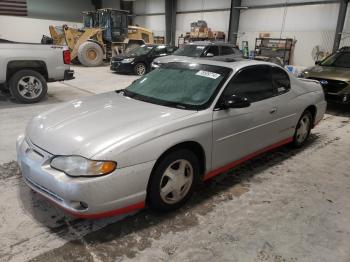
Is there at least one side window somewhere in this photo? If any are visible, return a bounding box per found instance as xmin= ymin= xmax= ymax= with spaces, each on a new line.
xmin=221 ymin=46 xmax=235 ymax=55
xmin=206 ymin=46 xmax=219 ymax=56
xmin=166 ymin=46 xmax=175 ymax=53
xmin=233 ymin=48 xmax=242 ymax=55
xmin=272 ymin=67 xmax=290 ymax=94
xmin=222 ymin=66 xmax=275 ymax=102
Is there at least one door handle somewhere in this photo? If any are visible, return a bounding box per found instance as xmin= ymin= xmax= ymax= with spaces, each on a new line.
xmin=269 ymin=107 xmax=277 ymax=114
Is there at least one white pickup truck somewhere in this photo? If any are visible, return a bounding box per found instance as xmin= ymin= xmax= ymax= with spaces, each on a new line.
xmin=0 ymin=39 xmax=74 ymax=103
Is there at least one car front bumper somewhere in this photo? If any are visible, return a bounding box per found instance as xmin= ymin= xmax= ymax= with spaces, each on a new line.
xmin=64 ymin=70 xmax=75 ymax=80
xmin=325 ymin=93 xmax=350 ymax=104
xmin=110 ymin=61 xmax=134 ymax=73
xmin=17 ymin=135 xmax=154 ymax=219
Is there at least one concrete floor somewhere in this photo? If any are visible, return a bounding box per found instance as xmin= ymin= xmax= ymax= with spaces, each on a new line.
xmin=0 ymin=65 xmax=350 ymax=262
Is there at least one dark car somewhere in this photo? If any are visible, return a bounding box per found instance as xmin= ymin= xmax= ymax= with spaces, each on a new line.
xmin=299 ymin=47 xmax=350 ymax=104
xmin=110 ymin=44 xmax=177 ymax=76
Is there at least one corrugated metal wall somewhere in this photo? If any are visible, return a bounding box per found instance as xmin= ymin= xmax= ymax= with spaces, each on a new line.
xmin=0 ymin=0 xmax=27 ymax=16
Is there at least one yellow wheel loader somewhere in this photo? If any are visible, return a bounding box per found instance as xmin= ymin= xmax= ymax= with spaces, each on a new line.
xmin=46 ymin=9 xmax=154 ymax=67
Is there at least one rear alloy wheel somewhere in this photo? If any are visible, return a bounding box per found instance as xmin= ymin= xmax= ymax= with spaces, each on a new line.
xmin=134 ymin=63 xmax=146 ymax=76
xmin=148 ymin=149 xmax=199 ymax=211
xmin=9 ymin=70 xmax=47 ymax=103
xmin=293 ymin=110 xmax=312 ymax=147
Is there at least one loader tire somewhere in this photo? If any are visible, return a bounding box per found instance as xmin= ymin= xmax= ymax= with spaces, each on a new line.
xmin=78 ymin=42 xmax=104 ymax=67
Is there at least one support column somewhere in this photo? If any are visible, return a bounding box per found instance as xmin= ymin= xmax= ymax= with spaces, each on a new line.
xmin=333 ymin=0 xmax=348 ymax=52
xmin=228 ymin=0 xmax=241 ymax=45
xmin=121 ymin=0 xmax=134 ymax=25
xmin=91 ymin=0 xmax=102 ymax=10
xmin=165 ymin=0 xmax=177 ymax=45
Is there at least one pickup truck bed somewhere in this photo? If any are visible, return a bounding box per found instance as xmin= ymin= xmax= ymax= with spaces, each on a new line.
xmin=0 ymin=39 xmax=74 ymax=103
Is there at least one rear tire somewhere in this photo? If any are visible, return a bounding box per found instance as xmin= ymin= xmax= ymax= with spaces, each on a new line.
xmin=78 ymin=42 xmax=104 ymax=67
xmin=9 ymin=70 xmax=47 ymax=103
xmin=148 ymin=149 xmax=199 ymax=212
xmin=292 ymin=110 xmax=313 ymax=147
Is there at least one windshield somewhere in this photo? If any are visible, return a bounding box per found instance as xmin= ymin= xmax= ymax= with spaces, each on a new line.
xmin=99 ymin=12 xmax=109 ymax=28
xmin=124 ymin=63 xmax=231 ymax=110
xmin=173 ymin=45 xmax=206 ymax=57
xmin=320 ymin=52 xmax=350 ymax=68
xmin=126 ymin=45 xmax=153 ymax=56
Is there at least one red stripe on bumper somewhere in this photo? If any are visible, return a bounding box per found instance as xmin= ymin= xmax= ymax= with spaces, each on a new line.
xmin=203 ymin=137 xmax=293 ymax=181
xmin=67 ymin=201 xmax=146 ymax=219
xmin=31 ymin=187 xmax=145 ymax=219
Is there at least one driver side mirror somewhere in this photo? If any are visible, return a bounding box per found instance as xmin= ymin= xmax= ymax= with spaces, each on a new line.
xmin=220 ymin=95 xmax=251 ymax=109
xmin=315 ymin=60 xmax=321 ymax=65
xmin=206 ymin=52 xmax=214 ymax=57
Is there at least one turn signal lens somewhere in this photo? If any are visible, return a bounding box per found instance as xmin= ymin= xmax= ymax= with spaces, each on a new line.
xmin=99 ymin=162 xmax=117 ymax=174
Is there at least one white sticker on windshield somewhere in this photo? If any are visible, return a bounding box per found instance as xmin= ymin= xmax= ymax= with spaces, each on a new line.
xmin=195 ymin=70 xmax=221 ymax=79
xmin=196 ymin=46 xmax=205 ymax=49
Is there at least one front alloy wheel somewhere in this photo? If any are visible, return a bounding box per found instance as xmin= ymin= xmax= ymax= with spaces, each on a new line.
xmin=293 ymin=111 xmax=312 ymax=147
xmin=160 ymin=159 xmax=194 ymax=204
xmin=148 ymin=149 xmax=199 ymax=211
xmin=134 ymin=63 xmax=146 ymax=76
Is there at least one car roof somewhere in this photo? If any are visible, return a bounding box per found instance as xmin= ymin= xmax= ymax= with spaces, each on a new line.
xmin=165 ymin=57 xmax=282 ymax=72
xmin=338 ymin=46 xmax=350 ymax=52
xmin=187 ymin=41 xmax=238 ymax=47
xmin=145 ymin=44 xmax=172 ymax=48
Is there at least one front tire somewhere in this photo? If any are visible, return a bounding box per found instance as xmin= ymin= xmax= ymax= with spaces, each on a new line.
xmin=9 ymin=70 xmax=47 ymax=103
xmin=148 ymin=149 xmax=199 ymax=212
xmin=292 ymin=110 xmax=313 ymax=147
xmin=78 ymin=42 xmax=104 ymax=67
xmin=134 ymin=62 xmax=147 ymax=76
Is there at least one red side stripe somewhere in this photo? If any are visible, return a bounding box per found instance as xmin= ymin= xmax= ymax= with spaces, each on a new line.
xmin=203 ymin=137 xmax=293 ymax=181
xmin=313 ymin=118 xmax=322 ymax=128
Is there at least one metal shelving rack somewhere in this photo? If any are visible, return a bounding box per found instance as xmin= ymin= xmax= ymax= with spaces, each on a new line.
xmin=254 ymin=38 xmax=294 ymax=65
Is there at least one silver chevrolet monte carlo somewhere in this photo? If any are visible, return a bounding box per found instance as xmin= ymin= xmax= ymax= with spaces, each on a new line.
xmin=17 ymin=59 xmax=326 ymax=219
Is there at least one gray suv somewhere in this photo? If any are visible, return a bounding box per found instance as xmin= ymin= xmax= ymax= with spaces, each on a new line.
xmin=151 ymin=41 xmax=243 ymax=69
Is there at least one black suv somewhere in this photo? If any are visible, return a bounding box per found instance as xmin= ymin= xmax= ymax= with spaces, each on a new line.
xmin=110 ymin=44 xmax=177 ymax=76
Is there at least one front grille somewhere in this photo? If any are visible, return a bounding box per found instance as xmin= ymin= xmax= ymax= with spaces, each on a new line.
xmin=307 ymin=77 xmax=348 ymax=93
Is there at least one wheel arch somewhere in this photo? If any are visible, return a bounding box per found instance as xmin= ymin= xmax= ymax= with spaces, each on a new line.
xmin=145 ymin=141 xmax=206 ymax=203
xmin=6 ymin=60 xmax=48 ymax=81
xmin=304 ymin=105 xmax=317 ymax=127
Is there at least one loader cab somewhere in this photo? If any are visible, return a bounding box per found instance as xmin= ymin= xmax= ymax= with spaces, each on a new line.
xmin=97 ymin=8 xmax=128 ymax=42
xmin=82 ymin=11 xmax=98 ymax=28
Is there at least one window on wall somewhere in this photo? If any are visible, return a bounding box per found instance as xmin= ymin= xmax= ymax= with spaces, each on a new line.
xmin=222 ymin=66 xmax=276 ymax=102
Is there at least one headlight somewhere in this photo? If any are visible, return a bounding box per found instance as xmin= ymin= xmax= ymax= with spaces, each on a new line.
xmin=297 ymin=72 xmax=305 ymax=78
xmin=50 ymin=155 xmax=117 ymax=177
xmin=151 ymin=61 xmax=160 ymax=68
xmin=122 ymin=58 xmax=134 ymax=63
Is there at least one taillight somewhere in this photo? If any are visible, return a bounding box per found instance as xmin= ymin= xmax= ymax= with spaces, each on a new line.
xmin=63 ymin=50 xmax=71 ymax=64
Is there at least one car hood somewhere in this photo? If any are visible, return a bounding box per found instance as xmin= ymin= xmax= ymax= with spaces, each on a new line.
xmin=112 ymin=53 xmax=138 ymax=60
xmin=26 ymin=92 xmax=196 ymax=157
xmin=304 ymin=66 xmax=350 ymax=82
xmin=154 ymin=55 xmax=198 ymax=64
